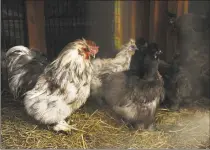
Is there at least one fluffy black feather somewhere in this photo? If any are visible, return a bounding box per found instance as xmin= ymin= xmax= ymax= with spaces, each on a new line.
xmin=162 ymin=53 xmax=193 ymax=111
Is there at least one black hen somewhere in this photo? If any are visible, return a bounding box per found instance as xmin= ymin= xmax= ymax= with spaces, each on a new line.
xmin=162 ymin=53 xmax=193 ymax=111
xmin=100 ymin=43 xmax=164 ymax=130
xmin=129 ymin=37 xmax=148 ymax=76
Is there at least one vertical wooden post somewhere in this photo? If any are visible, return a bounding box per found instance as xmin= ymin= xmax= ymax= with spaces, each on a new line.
xmin=153 ymin=1 xmax=159 ymax=41
xmin=149 ymin=1 xmax=168 ymax=60
xmin=121 ymin=1 xmax=130 ymax=44
xmin=135 ymin=1 xmax=150 ymax=40
xmin=166 ymin=0 xmax=178 ymax=62
xmin=130 ymin=1 xmax=136 ymax=39
xmin=183 ymin=0 xmax=189 ymax=14
xmin=149 ymin=1 xmax=159 ymax=42
xmin=114 ymin=0 xmax=123 ymax=50
xmin=177 ymin=0 xmax=189 ymax=17
xmin=25 ymin=0 xmax=46 ymax=53
xmin=177 ymin=0 xmax=184 ymax=17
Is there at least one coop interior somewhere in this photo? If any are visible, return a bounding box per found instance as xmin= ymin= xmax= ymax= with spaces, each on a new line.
xmin=1 ymin=0 xmax=210 ymax=149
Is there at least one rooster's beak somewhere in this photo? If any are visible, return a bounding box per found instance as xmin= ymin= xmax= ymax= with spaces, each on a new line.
xmin=90 ymin=46 xmax=99 ymax=59
xmin=90 ymin=53 xmax=95 ymax=58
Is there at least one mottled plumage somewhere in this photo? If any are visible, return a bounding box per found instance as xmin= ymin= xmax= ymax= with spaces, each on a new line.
xmin=5 ymin=46 xmax=48 ymax=99
xmin=99 ymin=43 xmax=164 ymax=130
xmin=24 ymin=39 xmax=99 ymax=132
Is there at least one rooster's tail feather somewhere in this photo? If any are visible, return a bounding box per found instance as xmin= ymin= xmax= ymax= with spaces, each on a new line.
xmin=5 ymin=45 xmax=47 ymax=99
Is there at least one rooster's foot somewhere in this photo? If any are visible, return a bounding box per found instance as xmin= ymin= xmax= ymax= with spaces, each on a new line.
xmin=53 ymin=121 xmax=78 ymax=133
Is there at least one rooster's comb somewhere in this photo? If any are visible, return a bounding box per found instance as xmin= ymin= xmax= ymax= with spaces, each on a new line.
xmin=78 ymin=38 xmax=99 ymax=55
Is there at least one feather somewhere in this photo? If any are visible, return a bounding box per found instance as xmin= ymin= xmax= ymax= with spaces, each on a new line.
xmin=5 ymin=45 xmax=48 ymax=99
xmin=90 ymin=39 xmax=139 ymax=103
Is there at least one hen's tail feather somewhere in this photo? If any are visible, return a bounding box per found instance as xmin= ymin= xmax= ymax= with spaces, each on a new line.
xmin=6 ymin=45 xmax=48 ymax=99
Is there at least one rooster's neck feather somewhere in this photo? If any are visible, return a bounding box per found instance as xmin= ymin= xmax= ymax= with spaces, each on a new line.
xmin=44 ymin=45 xmax=93 ymax=89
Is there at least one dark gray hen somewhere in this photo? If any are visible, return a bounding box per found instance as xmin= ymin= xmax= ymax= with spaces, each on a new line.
xmin=162 ymin=53 xmax=193 ymax=111
xmin=101 ymin=43 xmax=164 ymax=130
xmin=5 ymin=46 xmax=48 ymax=99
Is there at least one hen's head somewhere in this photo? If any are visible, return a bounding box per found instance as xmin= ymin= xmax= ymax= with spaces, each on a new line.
xmin=143 ymin=43 xmax=162 ymax=80
xmin=146 ymin=43 xmax=162 ymax=60
xmin=75 ymin=38 xmax=99 ymax=59
xmin=136 ymin=37 xmax=148 ymax=50
xmin=123 ymin=39 xmax=138 ymax=55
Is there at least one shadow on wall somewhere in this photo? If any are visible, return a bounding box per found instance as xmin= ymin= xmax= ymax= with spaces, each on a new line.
xmin=85 ymin=1 xmax=115 ymax=59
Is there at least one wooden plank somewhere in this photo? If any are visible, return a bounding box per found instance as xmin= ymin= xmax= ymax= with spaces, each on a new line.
xmin=135 ymin=1 xmax=150 ymax=40
xmin=184 ymin=0 xmax=189 ymax=13
xmin=149 ymin=1 xmax=168 ymax=60
xmin=177 ymin=0 xmax=189 ymax=16
xmin=130 ymin=1 xmax=136 ymax=39
xmin=25 ymin=0 xmax=47 ymax=53
xmin=149 ymin=0 xmax=159 ymax=42
xmin=177 ymin=0 xmax=184 ymax=17
xmin=166 ymin=0 xmax=178 ymax=62
xmin=121 ymin=0 xmax=130 ymax=44
xmin=114 ymin=0 xmax=123 ymax=49
xmin=168 ymin=0 xmax=177 ymax=14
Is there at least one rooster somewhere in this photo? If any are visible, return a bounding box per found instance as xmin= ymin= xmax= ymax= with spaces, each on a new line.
xmin=90 ymin=39 xmax=139 ymax=104
xmin=5 ymin=46 xmax=48 ymax=100
xmin=98 ymin=43 xmax=164 ymax=130
xmin=23 ymin=39 xmax=99 ymax=132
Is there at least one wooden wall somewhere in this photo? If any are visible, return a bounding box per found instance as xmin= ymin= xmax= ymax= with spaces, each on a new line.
xmin=113 ymin=0 xmax=189 ymax=61
xmin=24 ymin=0 xmax=190 ymax=61
xmin=25 ymin=0 xmax=46 ymax=53
xmin=148 ymin=0 xmax=189 ymax=61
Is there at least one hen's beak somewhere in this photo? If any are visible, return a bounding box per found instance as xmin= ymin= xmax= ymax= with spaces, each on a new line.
xmin=134 ymin=47 xmax=139 ymax=51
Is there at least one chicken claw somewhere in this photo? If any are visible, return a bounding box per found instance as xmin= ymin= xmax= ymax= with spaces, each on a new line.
xmin=53 ymin=120 xmax=78 ymax=133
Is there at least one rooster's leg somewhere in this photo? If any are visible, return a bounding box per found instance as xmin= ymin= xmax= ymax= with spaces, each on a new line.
xmin=53 ymin=120 xmax=78 ymax=132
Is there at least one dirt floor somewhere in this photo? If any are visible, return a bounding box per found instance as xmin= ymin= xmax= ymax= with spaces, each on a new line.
xmin=1 ymin=92 xmax=210 ymax=149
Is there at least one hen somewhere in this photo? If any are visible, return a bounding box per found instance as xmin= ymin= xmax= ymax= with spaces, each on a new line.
xmin=24 ymin=39 xmax=99 ymax=132
xmin=162 ymin=53 xmax=193 ymax=111
xmin=5 ymin=46 xmax=48 ymax=99
xmin=99 ymin=43 xmax=164 ymax=130
xmin=91 ymin=39 xmax=138 ymax=75
xmin=90 ymin=39 xmax=139 ymax=103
